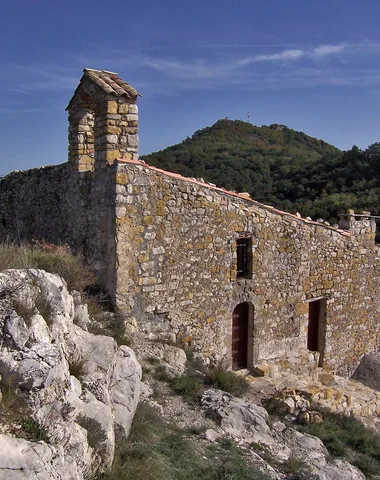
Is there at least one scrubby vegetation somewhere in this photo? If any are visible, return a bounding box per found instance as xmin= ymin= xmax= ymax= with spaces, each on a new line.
xmin=142 ymin=119 xmax=380 ymax=231
xmin=0 ymin=382 xmax=48 ymax=442
xmin=153 ymin=352 xmax=250 ymax=403
xmin=296 ymin=410 xmax=380 ymax=479
xmin=97 ymin=402 xmax=269 ymax=480
xmin=0 ymin=241 xmax=95 ymax=291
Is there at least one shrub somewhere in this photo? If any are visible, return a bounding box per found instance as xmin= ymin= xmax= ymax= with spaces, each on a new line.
xmin=170 ymin=374 xmax=204 ymax=403
xmin=208 ymin=369 xmax=249 ymax=397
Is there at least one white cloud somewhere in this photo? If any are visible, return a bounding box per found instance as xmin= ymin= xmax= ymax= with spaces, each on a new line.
xmin=254 ymin=49 xmax=305 ymax=62
xmin=313 ymin=44 xmax=346 ymax=57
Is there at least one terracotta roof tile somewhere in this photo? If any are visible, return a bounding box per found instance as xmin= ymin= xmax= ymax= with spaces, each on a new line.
xmin=83 ymin=68 xmax=141 ymax=98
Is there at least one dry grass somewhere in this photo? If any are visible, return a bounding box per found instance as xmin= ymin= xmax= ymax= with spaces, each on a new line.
xmin=0 ymin=241 xmax=95 ymax=291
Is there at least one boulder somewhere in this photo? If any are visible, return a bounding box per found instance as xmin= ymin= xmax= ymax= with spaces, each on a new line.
xmin=0 ymin=434 xmax=80 ymax=479
xmin=0 ymin=269 xmax=141 ymax=478
xmin=201 ymin=388 xmax=365 ymax=480
xmin=352 ymin=354 xmax=380 ymax=391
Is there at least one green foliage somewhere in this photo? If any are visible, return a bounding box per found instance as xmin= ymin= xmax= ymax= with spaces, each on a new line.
xmin=20 ymin=418 xmax=49 ymax=443
xmin=296 ymin=410 xmax=380 ymax=478
xmin=170 ymin=374 xmax=204 ymax=403
xmin=208 ymin=369 xmax=249 ymax=397
xmin=96 ymin=402 xmax=269 ymax=480
xmin=142 ymin=120 xmax=380 ymax=236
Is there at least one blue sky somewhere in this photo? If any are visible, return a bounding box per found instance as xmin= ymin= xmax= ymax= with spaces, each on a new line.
xmin=1 ymin=0 xmax=380 ymax=175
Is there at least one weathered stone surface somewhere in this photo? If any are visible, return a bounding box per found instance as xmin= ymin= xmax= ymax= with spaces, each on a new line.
xmin=352 ymin=354 xmax=380 ymax=391
xmin=0 ymin=269 xmax=141 ymax=479
xmin=0 ymin=68 xmax=379 ymax=379
xmin=163 ymin=345 xmax=187 ymax=377
xmin=201 ymin=388 xmax=365 ymax=480
xmin=0 ymin=434 xmax=80 ymax=480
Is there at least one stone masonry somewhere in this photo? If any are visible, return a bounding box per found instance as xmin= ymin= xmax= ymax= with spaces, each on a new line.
xmin=0 ymin=69 xmax=379 ymax=376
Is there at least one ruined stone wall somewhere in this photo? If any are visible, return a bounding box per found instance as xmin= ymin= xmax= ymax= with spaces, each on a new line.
xmin=0 ymin=165 xmax=118 ymax=298
xmin=114 ymin=161 xmax=380 ymax=375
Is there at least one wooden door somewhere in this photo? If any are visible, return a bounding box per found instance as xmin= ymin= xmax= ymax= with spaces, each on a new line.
xmin=232 ymin=302 xmax=249 ymax=370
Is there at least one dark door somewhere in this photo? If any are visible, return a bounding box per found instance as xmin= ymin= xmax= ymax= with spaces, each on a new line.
xmin=308 ymin=300 xmax=320 ymax=352
xmin=232 ymin=302 xmax=249 ymax=370
xmin=308 ymin=299 xmax=326 ymax=366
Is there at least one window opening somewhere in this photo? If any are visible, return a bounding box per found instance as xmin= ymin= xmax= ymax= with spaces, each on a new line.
xmin=236 ymin=238 xmax=252 ymax=279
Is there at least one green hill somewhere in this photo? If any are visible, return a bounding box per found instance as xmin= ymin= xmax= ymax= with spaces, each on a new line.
xmin=142 ymin=120 xmax=380 ymax=228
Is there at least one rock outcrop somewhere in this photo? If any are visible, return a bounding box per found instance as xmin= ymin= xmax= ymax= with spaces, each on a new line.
xmin=0 ymin=269 xmax=141 ymax=479
xmin=352 ymin=354 xmax=380 ymax=392
xmin=201 ymin=389 xmax=365 ymax=480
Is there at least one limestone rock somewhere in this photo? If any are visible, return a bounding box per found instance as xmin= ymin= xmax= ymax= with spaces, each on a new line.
xmin=0 ymin=269 xmax=141 ymax=478
xmin=352 ymin=354 xmax=380 ymax=391
xmin=163 ymin=345 xmax=187 ymax=377
xmin=203 ymin=428 xmax=220 ymax=442
xmin=0 ymin=434 xmax=80 ymax=479
xmin=201 ymin=388 xmax=365 ymax=480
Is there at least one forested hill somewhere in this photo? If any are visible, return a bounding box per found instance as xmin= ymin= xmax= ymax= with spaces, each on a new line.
xmin=141 ymin=120 xmax=380 ymax=226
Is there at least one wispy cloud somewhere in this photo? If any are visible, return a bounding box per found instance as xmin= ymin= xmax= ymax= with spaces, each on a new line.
xmin=313 ymin=44 xmax=345 ymax=56
xmin=1 ymin=41 xmax=380 ymax=104
xmin=254 ymin=49 xmax=305 ymax=62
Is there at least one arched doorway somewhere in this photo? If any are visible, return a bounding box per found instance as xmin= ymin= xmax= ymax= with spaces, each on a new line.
xmin=232 ymin=302 xmax=250 ymax=370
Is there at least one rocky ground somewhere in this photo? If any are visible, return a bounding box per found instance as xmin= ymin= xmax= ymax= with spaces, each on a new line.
xmin=128 ymin=329 xmax=376 ymax=480
xmin=0 ymin=268 xmax=379 ymax=479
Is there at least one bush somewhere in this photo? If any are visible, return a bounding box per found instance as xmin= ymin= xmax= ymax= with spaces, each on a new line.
xmin=170 ymin=374 xmax=204 ymax=403
xmin=208 ymin=369 xmax=249 ymax=397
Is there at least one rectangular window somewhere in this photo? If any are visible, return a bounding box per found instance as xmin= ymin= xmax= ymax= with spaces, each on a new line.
xmin=236 ymin=238 xmax=252 ymax=279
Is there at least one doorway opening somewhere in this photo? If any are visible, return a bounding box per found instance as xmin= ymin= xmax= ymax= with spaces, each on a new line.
xmin=307 ymin=299 xmax=327 ymax=367
xmin=232 ymin=302 xmax=253 ymax=370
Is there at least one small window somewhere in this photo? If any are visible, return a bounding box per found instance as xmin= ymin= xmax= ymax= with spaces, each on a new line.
xmin=236 ymin=237 xmax=252 ymax=278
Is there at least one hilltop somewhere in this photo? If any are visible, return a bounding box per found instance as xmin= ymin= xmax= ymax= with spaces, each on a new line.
xmin=142 ymin=120 xmax=380 ymax=225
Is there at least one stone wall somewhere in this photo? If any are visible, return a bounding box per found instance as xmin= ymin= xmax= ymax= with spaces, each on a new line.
xmin=0 ymin=164 xmax=117 ymax=299
xmin=113 ymin=161 xmax=380 ymax=375
xmin=1 ymin=158 xmax=379 ymax=376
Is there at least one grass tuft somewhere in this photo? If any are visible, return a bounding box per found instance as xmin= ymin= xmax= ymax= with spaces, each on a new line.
xmin=207 ymin=369 xmax=249 ymax=397
xmin=0 ymin=242 xmax=95 ymax=291
xmin=170 ymin=374 xmax=204 ymax=403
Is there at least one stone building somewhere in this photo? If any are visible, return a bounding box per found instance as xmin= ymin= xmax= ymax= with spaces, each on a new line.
xmin=1 ymin=69 xmax=379 ymax=376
